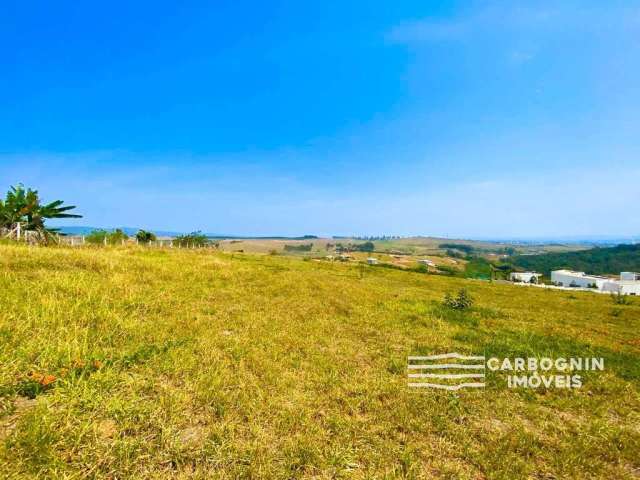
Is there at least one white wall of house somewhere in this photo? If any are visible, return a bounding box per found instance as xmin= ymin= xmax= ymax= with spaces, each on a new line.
xmin=621 ymin=272 xmax=640 ymax=281
xmin=510 ymin=272 xmax=541 ymax=283
xmin=618 ymin=282 xmax=640 ymax=295
xmin=550 ymin=270 xmax=609 ymax=289
xmin=551 ymin=270 xmax=640 ymax=295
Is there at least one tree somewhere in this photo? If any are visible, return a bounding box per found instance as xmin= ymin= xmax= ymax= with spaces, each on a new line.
xmin=108 ymin=229 xmax=128 ymax=245
xmin=136 ymin=230 xmax=157 ymax=244
xmin=0 ymin=185 xmax=81 ymax=243
xmin=357 ymin=241 xmax=375 ymax=252
xmin=86 ymin=229 xmax=129 ymax=245
xmin=86 ymin=229 xmax=109 ymax=245
xmin=173 ymin=231 xmax=209 ymax=247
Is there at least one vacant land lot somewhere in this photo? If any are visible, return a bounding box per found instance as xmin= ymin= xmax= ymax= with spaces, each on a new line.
xmin=0 ymin=245 xmax=638 ymax=479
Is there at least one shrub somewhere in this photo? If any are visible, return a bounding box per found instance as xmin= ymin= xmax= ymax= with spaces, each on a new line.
xmin=283 ymin=243 xmax=313 ymax=252
xmin=173 ymin=231 xmax=209 ymax=247
xmin=443 ymin=288 xmax=474 ymax=310
xmin=356 ymin=241 xmax=375 ymax=252
xmin=611 ymin=292 xmax=631 ymax=305
xmin=108 ymin=229 xmax=128 ymax=245
xmin=85 ymin=229 xmax=108 ymax=245
xmin=136 ymin=230 xmax=156 ymax=244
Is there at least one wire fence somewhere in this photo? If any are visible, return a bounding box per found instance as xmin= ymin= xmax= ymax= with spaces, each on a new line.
xmin=1 ymin=228 xmax=215 ymax=249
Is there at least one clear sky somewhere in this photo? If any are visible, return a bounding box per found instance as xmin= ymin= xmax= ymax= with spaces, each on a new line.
xmin=1 ymin=1 xmax=639 ymax=238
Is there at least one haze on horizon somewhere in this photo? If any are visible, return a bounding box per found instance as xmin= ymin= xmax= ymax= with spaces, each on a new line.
xmin=1 ymin=1 xmax=639 ymax=239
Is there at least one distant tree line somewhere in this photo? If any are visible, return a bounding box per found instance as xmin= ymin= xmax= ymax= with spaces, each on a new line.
xmin=173 ymin=231 xmax=209 ymax=247
xmin=86 ymin=229 xmax=129 ymax=245
xmin=333 ymin=235 xmax=402 ymax=240
xmin=506 ymin=244 xmax=640 ymax=276
xmin=439 ymin=243 xmax=475 ymax=254
xmin=284 ymin=243 xmax=313 ymax=252
xmin=334 ymin=241 xmax=375 ymax=253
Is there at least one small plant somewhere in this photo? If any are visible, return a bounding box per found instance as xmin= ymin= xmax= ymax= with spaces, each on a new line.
xmin=443 ymin=288 xmax=474 ymax=310
xmin=611 ymin=292 xmax=631 ymax=305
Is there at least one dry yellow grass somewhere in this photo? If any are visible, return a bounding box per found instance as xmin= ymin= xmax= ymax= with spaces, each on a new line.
xmin=0 ymin=244 xmax=638 ymax=479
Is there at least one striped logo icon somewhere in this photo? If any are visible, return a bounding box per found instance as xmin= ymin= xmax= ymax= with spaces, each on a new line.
xmin=408 ymin=352 xmax=486 ymax=390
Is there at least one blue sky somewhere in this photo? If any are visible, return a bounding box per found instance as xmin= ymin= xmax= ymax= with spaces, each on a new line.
xmin=1 ymin=1 xmax=639 ymax=237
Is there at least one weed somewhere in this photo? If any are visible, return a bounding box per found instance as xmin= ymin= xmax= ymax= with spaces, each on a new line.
xmin=443 ymin=288 xmax=474 ymax=310
xmin=611 ymin=292 xmax=632 ymax=305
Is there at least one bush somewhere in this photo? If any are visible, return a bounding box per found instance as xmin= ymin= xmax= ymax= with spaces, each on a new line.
xmin=108 ymin=229 xmax=128 ymax=245
xmin=136 ymin=230 xmax=156 ymax=244
xmin=85 ymin=229 xmax=108 ymax=245
xmin=443 ymin=288 xmax=474 ymax=310
xmin=611 ymin=292 xmax=632 ymax=305
xmin=173 ymin=231 xmax=209 ymax=247
xmin=356 ymin=241 xmax=375 ymax=252
xmin=439 ymin=243 xmax=475 ymax=254
xmin=283 ymin=243 xmax=313 ymax=252
xmin=85 ymin=229 xmax=129 ymax=245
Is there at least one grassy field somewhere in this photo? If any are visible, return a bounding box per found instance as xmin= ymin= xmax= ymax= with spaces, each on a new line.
xmin=213 ymin=236 xmax=588 ymax=257
xmin=0 ymin=244 xmax=639 ymax=479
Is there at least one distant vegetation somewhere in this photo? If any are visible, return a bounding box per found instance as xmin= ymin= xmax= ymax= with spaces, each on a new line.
xmin=356 ymin=241 xmax=375 ymax=252
xmin=283 ymin=243 xmax=313 ymax=252
xmin=86 ymin=228 xmax=129 ymax=245
xmin=332 ymin=241 xmax=375 ymax=253
xmin=508 ymin=244 xmax=640 ymax=275
xmin=463 ymin=257 xmax=493 ymax=280
xmin=173 ymin=231 xmax=209 ymax=247
xmin=135 ymin=230 xmax=156 ymax=244
xmin=439 ymin=243 xmax=475 ymax=254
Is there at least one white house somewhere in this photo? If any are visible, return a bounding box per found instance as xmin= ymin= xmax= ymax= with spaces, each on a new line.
xmin=510 ymin=272 xmax=541 ymax=283
xmin=418 ymin=259 xmax=435 ymax=266
xmin=551 ymin=270 xmax=640 ymax=295
xmin=602 ymin=280 xmax=640 ymax=296
xmin=617 ymin=282 xmax=640 ymax=296
xmin=550 ymin=270 xmax=610 ymax=289
xmin=621 ymin=272 xmax=640 ymax=281
xmin=367 ymin=257 xmax=378 ymax=265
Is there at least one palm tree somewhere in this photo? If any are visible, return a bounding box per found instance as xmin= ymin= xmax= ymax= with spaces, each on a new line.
xmin=1 ymin=185 xmax=82 ymax=243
